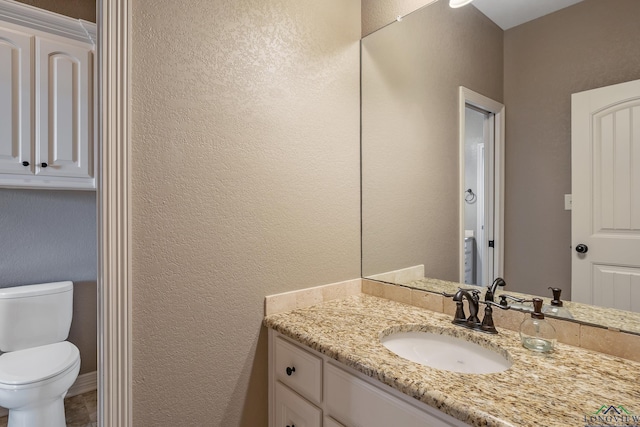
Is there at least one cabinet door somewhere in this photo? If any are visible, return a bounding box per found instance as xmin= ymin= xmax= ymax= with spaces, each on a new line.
xmin=275 ymin=382 xmax=321 ymax=427
xmin=36 ymin=36 xmax=92 ymax=179
xmin=0 ymin=26 xmax=31 ymax=175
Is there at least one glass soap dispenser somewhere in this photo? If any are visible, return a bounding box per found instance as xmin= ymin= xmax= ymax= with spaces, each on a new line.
xmin=542 ymin=287 xmax=573 ymax=319
xmin=520 ymin=298 xmax=557 ymax=353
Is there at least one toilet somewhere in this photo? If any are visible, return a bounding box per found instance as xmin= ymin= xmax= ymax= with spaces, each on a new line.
xmin=0 ymin=281 xmax=81 ymax=427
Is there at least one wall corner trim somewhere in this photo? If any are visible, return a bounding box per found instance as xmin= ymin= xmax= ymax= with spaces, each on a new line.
xmin=97 ymin=0 xmax=132 ymax=426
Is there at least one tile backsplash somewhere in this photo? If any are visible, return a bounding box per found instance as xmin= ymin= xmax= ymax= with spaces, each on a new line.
xmin=264 ymin=278 xmax=361 ymax=316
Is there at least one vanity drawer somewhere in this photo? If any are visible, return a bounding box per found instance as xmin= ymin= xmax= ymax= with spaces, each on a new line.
xmin=274 ymin=336 xmax=322 ymax=404
xmin=325 ymin=362 xmax=464 ymax=427
xmin=275 ymin=381 xmax=322 ymax=427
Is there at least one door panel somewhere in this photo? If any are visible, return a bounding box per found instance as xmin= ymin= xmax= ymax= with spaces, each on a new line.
xmin=595 ymin=107 xmax=639 ymax=232
xmin=592 ymin=265 xmax=640 ymax=312
xmin=36 ymin=36 xmax=92 ymax=179
xmin=572 ymin=79 xmax=640 ymax=311
xmin=0 ymin=27 xmax=31 ymax=174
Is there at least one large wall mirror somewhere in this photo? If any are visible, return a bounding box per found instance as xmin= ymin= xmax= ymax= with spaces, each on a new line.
xmin=362 ymin=0 xmax=640 ymax=333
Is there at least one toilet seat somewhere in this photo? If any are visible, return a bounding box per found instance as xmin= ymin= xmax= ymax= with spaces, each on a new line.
xmin=0 ymin=341 xmax=79 ymax=386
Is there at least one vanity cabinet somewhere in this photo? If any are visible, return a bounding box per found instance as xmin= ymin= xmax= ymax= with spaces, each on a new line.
xmin=268 ymin=329 xmax=467 ymax=427
xmin=0 ymin=8 xmax=95 ymax=190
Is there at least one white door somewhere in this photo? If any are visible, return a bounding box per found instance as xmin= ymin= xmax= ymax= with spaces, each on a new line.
xmin=36 ymin=36 xmax=93 ymax=179
xmin=572 ymin=79 xmax=640 ymax=312
xmin=0 ymin=25 xmax=32 ymax=175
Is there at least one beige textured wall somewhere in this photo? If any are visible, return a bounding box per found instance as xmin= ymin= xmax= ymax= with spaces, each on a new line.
xmin=503 ymin=0 xmax=640 ymax=297
xmin=362 ymin=0 xmax=503 ymax=281
xmin=361 ymin=0 xmax=436 ymax=37
xmin=131 ymin=0 xmax=361 ymax=425
xmin=13 ymin=0 xmax=95 ymax=22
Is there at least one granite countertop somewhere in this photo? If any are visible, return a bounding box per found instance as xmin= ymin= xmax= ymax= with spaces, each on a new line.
xmin=264 ymin=294 xmax=640 ymax=427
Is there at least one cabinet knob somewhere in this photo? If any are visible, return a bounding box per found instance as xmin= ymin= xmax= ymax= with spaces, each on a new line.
xmin=285 ymin=366 xmax=296 ymax=376
xmin=286 ymin=425 xmax=295 ymax=427
xmin=40 ymin=162 xmax=48 ymax=168
xmin=22 ymin=161 xmax=29 ymax=166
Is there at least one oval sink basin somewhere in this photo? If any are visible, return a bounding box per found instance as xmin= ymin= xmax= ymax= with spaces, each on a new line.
xmin=381 ymin=331 xmax=512 ymax=374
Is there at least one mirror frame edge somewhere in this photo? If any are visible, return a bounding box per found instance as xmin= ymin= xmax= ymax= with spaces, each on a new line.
xmin=98 ymin=0 xmax=132 ymax=425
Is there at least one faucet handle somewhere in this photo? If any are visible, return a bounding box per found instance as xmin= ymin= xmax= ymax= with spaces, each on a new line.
xmin=480 ymin=304 xmax=498 ymax=334
xmin=478 ymin=300 xmax=511 ymax=334
xmin=499 ymin=294 xmax=526 ymax=307
xmin=453 ymin=300 xmax=466 ymax=323
xmin=448 ymin=291 xmax=467 ymax=323
xmin=481 ymin=300 xmax=511 ymax=310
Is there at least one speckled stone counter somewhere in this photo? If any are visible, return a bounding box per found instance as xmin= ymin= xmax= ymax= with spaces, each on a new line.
xmin=264 ymin=294 xmax=640 ymax=427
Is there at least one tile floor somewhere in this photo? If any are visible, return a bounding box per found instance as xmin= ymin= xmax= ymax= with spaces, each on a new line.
xmin=0 ymin=389 xmax=97 ymax=427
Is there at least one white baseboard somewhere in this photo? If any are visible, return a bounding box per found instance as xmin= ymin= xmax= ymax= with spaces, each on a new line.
xmin=68 ymin=370 xmax=98 ymax=397
xmin=0 ymin=370 xmax=97 ymax=417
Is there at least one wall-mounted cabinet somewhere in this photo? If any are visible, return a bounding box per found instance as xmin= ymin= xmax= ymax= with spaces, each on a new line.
xmin=0 ymin=1 xmax=95 ymax=190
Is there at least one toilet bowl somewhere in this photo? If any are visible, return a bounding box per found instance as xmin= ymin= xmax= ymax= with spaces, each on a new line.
xmin=0 ymin=281 xmax=80 ymax=426
xmin=0 ymin=341 xmax=80 ymax=427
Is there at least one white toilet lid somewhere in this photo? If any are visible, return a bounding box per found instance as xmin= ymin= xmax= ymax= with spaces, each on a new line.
xmin=0 ymin=341 xmax=79 ymax=385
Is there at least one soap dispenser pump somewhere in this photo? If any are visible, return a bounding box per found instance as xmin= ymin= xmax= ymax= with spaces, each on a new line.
xmin=542 ymin=287 xmax=573 ymax=319
xmin=519 ymin=298 xmax=557 ymax=353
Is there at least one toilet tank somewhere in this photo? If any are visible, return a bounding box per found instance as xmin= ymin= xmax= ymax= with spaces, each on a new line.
xmin=0 ymin=281 xmax=73 ymax=352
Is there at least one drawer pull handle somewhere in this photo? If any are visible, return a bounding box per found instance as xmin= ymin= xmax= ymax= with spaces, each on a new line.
xmin=22 ymin=161 xmax=29 ymax=166
xmin=286 ymin=425 xmax=295 ymax=427
xmin=285 ymin=366 xmax=296 ymax=376
xmin=41 ymin=162 xmax=48 ymax=168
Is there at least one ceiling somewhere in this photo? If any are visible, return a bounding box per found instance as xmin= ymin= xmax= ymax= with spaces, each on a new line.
xmin=471 ymin=0 xmax=584 ymax=30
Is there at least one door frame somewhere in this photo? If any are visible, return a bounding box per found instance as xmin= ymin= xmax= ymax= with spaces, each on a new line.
xmin=458 ymin=87 xmax=505 ymax=285
xmin=476 ymin=142 xmax=485 ymax=284
xmin=98 ymin=0 xmax=132 ymax=425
